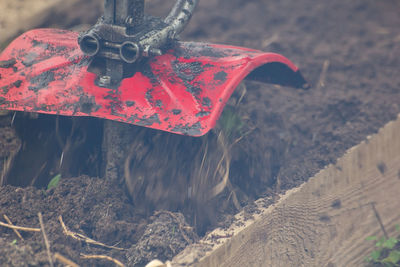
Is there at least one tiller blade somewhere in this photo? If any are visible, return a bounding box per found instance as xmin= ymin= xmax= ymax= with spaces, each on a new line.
xmin=0 ymin=0 xmax=307 ymax=136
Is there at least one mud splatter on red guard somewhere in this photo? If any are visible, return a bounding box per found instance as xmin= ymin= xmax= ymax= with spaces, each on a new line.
xmin=0 ymin=0 xmax=307 ymax=136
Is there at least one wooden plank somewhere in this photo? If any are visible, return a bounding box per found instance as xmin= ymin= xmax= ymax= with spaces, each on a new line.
xmin=173 ymin=114 xmax=400 ymax=266
xmin=0 ymin=0 xmax=102 ymax=46
xmin=1 ymin=0 xmax=60 ymax=45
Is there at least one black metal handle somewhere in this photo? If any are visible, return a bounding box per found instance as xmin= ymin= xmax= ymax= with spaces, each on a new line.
xmin=165 ymin=0 xmax=199 ymax=37
xmin=78 ymin=0 xmax=199 ymax=85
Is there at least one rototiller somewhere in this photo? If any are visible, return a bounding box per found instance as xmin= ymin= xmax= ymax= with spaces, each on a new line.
xmin=0 ymin=0 xmax=306 ymax=136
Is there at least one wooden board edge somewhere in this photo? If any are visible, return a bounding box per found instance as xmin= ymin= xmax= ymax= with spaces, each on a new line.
xmin=0 ymin=0 xmax=102 ymax=46
xmin=172 ymin=114 xmax=400 ymax=266
xmin=1 ymin=0 xmax=63 ymax=45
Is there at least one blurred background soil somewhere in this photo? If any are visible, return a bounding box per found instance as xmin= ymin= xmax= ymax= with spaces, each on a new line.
xmin=0 ymin=0 xmax=400 ymax=266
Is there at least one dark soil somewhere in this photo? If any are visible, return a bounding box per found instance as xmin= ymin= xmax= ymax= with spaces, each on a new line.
xmin=1 ymin=0 xmax=400 ymax=266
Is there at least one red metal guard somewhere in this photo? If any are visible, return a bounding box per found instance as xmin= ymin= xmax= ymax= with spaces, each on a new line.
xmin=0 ymin=29 xmax=306 ymax=136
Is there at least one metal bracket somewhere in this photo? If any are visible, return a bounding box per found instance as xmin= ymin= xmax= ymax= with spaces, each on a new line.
xmin=78 ymin=0 xmax=199 ymax=87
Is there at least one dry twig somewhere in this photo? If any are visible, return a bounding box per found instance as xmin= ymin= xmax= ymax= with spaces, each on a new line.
xmin=3 ymin=214 xmax=24 ymax=240
xmin=59 ymin=216 xmax=124 ymax=250
xmin=54 ymin=252 xmax=80 ymax=267
xmin=317 ymin=60 xmax=330 ymax=89
xmin=0 ymin=221 xmax=40 ymax=232
xmin=81 ymin=254 xmax=125 ymax=267
xmin=261 ymin=33 xmax=279 ymax=48
xmin=0 ymin=149 xmax=19 ymax=186
xmin=38 ymin=212 xmax=54 ymax=267
xmin=211 ymin=133 xmax=231 ymax=197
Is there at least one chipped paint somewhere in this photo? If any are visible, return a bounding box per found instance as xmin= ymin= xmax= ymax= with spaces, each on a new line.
xmin=202 ymin=97 xmax=212 ymax=107
xmin=171 ymin=122 xmax=202 ymax=136
xmin=172 ymin=109 xmax=182 ymax=115
xmin=28 ymin=71 xmax=55 ymax=92
xmin=213 ymin=71 xmax=227 ymax=82
xmin=0 ymin=58 xmax=17 ymax=68
xmin=0 ymin=29 xmax=306 ymax=137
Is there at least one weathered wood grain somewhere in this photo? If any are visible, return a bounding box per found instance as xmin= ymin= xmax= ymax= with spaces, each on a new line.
xmin=173 ymin=114 xmax=400 ymax=266
xmin=0 ymin=0 xmax=103 ymax=46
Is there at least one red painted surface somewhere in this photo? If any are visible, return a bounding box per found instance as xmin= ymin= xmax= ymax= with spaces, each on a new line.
xmin=0 ymin=29 xmax=306 ymax=136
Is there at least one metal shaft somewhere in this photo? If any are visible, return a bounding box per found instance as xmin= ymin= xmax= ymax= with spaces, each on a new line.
xmin=104 ymin=0 xmax=145 ymax=26
xmin=165 ymin=0 xmax=198 ymax=36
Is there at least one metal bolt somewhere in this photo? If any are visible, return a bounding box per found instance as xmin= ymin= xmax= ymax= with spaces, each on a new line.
xmin=143 ymin=46 xmax=163 ymax=57
xmin=150 ymin=48 xmax=162 ymax=56
xmin=125 ymin=16 xmax=134 ymax=26
xmin=98 ymin=75 xmax=112 ymax=87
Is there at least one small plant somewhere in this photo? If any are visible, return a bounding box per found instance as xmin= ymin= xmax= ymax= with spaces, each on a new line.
xmin=366 ymin=225 xmax=400 ymax=266
xmin=47 ymin=174 xmax=61 ymax=191
xmin=218 ymin=106 xmax=244 ymax=140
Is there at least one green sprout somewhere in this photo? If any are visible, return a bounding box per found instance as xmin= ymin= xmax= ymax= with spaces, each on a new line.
xmin=47 ymin=174 xmax=61 ymax=191
xmin=366 ymin=225 xmax=400 ymax=266
xmin=218 ymin=106 xmax=244 ymax=140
